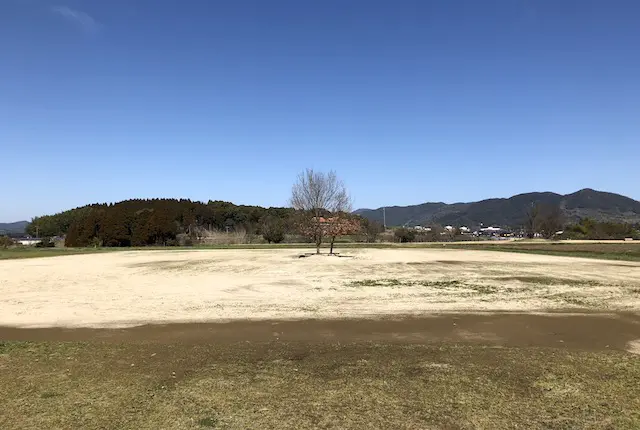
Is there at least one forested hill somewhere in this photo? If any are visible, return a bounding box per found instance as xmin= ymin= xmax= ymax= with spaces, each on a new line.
xmin=0 ymin=221 xmax=28 ymax=235
xmin=26 ymin=199 xmax=296 ymax=247
xmin=354 ymin=189 xmax=640 ymax=228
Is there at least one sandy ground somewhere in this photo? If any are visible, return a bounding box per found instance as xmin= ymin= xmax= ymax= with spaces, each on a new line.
xmin=1 ymin=248 xmax=640 ymax=328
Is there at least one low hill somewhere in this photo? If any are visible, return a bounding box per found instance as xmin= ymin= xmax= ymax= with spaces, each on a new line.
xmin=0 ymin=221 xmax=28 ymax=235
xmin=354 ymin=189 xmax=640 ymax=228
xmin=26 ymin=199 xmax=297 ymax=247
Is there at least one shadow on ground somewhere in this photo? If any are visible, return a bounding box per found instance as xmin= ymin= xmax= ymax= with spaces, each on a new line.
xmin=2 ymin=312 xmax=639 ymax=352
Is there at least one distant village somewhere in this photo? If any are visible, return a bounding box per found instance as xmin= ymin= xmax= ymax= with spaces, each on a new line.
xmin=410 ymin=225 xmax=528 ymax=238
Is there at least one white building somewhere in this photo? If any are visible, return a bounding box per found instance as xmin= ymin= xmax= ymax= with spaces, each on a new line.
xmin=478 ymin=226 xmax=506 ymax=236
xmin=413 ymin=226 xmax=432 ymax=232
xmin=14 ymin=237 xmax=42 ymax=246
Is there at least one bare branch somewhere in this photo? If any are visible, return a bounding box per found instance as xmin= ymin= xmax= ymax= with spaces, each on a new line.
xmin=290 ymin=169 xmax=353 ymax=253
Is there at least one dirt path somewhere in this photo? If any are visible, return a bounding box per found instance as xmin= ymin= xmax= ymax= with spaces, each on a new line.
xmin=2 ymin=313 xmax=639 ymax=353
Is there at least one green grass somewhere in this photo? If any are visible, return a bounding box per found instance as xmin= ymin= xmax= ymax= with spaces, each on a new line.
xmin=490 ymin=275 xmax=603 ymax=287
xmin=443 ymin=242 xmax=640 ymax=261
xmin=347 ymin=275 xmax=604 ymax=291
xmin=1 ymin=341 xmax=639 ymax=429
xmin=0 ymin=247 xmax=112 ymax=260
xmin=347 ymin=278 xmax=465 ymax=288
xmin=346 ymin=279 xmax=504 ymax=296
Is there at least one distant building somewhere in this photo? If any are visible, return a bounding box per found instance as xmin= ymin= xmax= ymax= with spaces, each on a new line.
xmin=478 ymin=226 xmax=508 ymax=237
xmin=13 ymin=236 xmax=42 ymax=246
xmin=413 ymin=226 xmax=431 ymax=232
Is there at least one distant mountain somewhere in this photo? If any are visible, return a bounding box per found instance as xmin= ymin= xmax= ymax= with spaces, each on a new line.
xmin=0 ymin=221 xmax=29 ymax=235
xmin=354 ymin=189 xmax=640 ymax=228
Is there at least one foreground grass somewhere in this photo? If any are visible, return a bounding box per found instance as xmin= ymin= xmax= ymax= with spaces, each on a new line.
xmin=1 ymin=341 xmax=639 ymax=429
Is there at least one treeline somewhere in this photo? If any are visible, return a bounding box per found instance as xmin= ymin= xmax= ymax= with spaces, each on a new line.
xmin=27 ymin=199 xmax=298 ymax=247
xmin=526 ymin=203 xmax=639 ymax=240
xmin=27 ymin=199 xmax=382 ymax=247
xmin=563 ymin=218 xmax=639 ymax=240
xmin=24 ymin=199 xmax=639 ymax=247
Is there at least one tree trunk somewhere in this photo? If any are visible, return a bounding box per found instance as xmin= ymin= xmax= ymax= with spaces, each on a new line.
xmin=315 ymin=213 xmax=322 ymax=254
xmin=330 ymin=236 xmax=335 ymax=255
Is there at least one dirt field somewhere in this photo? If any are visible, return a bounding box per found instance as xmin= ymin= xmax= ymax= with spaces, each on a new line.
xmin=1 ymin=248 xmax=639 ymax=328
xmin=2 ymin=248 xmax=640 ymax=428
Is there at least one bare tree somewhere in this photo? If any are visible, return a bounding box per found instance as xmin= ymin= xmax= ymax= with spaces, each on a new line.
xmin=290 ymin=169 xmax=351 ymax=254
xmin=524 ymin=203 xmax=539 ymax=239
xmin=445 ymin=227 xmax=460 ymax=242
xmin=360 ymin=218 xmax=384 ymax=243
xmin=537 ymin=204 xmax=564 ymax=239
xmin=524 ymin=203 xmax=564 ymax=239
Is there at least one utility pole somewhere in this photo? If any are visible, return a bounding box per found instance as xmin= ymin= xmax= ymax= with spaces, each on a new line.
xmin=383 ymin=207 xmax=386 ymax=229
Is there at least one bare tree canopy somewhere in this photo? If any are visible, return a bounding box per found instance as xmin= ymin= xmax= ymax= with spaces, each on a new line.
xmin=290 ymin=169 xmax=351 ymax=214
xmin=525 ymin=203 xmax=564 ymax=239
xmin=290 ymin=169 xmax=352 ymax=254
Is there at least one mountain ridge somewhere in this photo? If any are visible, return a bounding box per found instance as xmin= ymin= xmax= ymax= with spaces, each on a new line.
xmin=354 ymin=189 xmax=640 ymax=228
xmin=0 ymin=221 xmax=29 ymax=235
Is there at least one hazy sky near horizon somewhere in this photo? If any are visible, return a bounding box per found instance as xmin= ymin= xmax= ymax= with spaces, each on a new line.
xmin=1 ymin=0 xmax=639 ymax=221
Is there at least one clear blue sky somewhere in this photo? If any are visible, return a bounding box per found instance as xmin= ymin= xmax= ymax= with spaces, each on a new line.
xmin=2 ymin=0 xmax=639 ymax=221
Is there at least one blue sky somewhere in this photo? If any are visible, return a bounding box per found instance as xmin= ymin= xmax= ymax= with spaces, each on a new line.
xmin=1 ymin=0 xmax=639 ymax=221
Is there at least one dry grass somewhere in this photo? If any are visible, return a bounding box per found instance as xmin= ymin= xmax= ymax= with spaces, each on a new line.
xmin=198 ymin=229 xmax=249 ymax=245
xmin=446 ymin=241 xmax=640 ymax=261
xmin=1 ymin=340 xmax=639 ymax=429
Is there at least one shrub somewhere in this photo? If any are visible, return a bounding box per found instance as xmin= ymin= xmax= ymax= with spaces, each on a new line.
xmin=394 ymin=228 xmax=416 ymax=243
xmin=0 ymin=236 xmax=13 ymax=249
xmin=35 ymin=237 xmax=55 ymax=248
xmin=261 ymin=216 xmax=285 ymax=244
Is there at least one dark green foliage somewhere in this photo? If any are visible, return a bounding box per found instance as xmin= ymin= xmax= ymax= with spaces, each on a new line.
xmin=27 ymin=206 xmax=97 ymax=237
xmin=35 ymin=238 xmax=55 ymax=248
xmin=394 ymin=228 xmax=416 ymax=243
xmin=65 ymin=209 xmax=103 ymax=247
xmin=101 ymin=210 xmax=132 ymax=247
xmin=564 ymin=218 xmax=638 ymax=240
xmin=33 ymin=199 xmax=305 ymax=248
xmin=31 ymin=198 xmax=376 ymax=248
xmin=261 ymin=216 xmax=285 ymax=244
xmin=0 ymin=236 xmax=13 ymax=249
